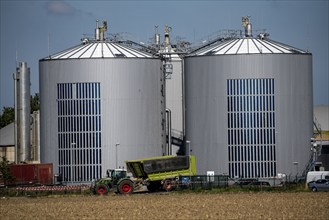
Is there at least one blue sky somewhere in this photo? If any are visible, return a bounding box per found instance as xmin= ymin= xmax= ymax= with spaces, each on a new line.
xmin=1 ymin=0 xmax=328 ymax=110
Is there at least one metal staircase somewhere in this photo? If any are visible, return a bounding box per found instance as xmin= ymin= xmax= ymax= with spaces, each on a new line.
xmin=301 ymin=117 xmax=323 ymax=177
xmin=166 ymin=129 xmax=185 ymax=155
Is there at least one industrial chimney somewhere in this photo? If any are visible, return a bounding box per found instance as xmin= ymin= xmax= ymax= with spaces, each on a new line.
xmin=14 ymin=62 xmax=31 ymax=163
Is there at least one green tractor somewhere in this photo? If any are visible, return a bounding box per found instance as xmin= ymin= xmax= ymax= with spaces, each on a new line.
xmin=91 ymin=168 xmax=135 ymax=195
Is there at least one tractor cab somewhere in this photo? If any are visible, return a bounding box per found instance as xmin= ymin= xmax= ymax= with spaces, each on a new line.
xmin=106 ymin=169 xmax=127 ymax=185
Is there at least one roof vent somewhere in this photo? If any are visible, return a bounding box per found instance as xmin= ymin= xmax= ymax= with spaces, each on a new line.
xmin=155 ymin=26 xmax=160 ymax=49
xmin=258 ymin=33 xmax=269 ymax=40
xmin=242 ymin=16 xmax=252 ymax=37
xmin=164 ymin=25 xmax=172 ymax=48
xmin=81 ymin=38 xmax=89 ymax=44
xmin=95 ymin=20 xmax=107 ymax=41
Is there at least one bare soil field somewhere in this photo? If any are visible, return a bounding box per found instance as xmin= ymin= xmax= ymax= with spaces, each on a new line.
xmin=1 ymin=192 xmax=328 ymax=219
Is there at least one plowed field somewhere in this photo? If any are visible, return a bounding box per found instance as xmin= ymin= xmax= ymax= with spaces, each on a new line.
xmin=1 ymin=192 xmax=328 ymax=219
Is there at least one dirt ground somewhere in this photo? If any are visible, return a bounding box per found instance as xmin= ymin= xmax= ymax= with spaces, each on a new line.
xmin=1 ymin=192 xmax=328 ymax=219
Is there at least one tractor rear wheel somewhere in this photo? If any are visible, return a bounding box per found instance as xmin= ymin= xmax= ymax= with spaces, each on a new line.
xmin=118 ymin=180 xmax=134 ymax=194
xmin=96 ymin=184 xmax=109 ymax=195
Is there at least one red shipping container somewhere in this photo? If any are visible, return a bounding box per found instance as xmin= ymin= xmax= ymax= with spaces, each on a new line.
xmin=9 ymin=163 xmax=53 ymax=186
xmin=37 ymin=164 xmax=53 ymax=185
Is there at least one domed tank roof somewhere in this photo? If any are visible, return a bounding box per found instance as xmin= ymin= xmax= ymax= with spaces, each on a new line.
xmin=43 ymin=20 xmax=156 ymax=60
xmin=44 ymin=40 xmax=155 ymax=60
xmin=189 ymin=36 xmax=309 ymax=56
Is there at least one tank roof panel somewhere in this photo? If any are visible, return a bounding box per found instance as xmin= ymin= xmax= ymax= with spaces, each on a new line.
xmin=189 ymin=37 xmax=309 ymax=56
xmin=43 ymin=41 xmax=155 ymax=60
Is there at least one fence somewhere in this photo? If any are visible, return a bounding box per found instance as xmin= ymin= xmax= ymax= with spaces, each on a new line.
xmin=178 ymin=175 xmax=229 ymax=190
xmin=0 ymin=184 xmax=91 ymax=197
xmin=177 ymin=175 xmax=307 ymax=191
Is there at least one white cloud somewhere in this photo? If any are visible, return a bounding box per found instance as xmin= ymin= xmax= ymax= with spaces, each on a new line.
xmin=46 ymin=1 xmax=76 ymax=15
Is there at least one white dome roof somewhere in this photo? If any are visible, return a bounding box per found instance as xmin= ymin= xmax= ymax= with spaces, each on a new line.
xmin=44 ymin=40 xmax=155 ymax=60
xmin=190 ymin=37 xmax=309 ymax=56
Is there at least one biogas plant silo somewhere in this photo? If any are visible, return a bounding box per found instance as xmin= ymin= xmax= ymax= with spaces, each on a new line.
xmin=184 ymin=17 xmax=313 ymax=178
xmin=39 ymin=21 xmax=165 ymax=183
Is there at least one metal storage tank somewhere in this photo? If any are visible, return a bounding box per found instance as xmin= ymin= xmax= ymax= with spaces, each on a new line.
xmin=39 ymin=21 xmax=165 ymax=184
xmin=185 ymin=19 xmax=313 ymax=178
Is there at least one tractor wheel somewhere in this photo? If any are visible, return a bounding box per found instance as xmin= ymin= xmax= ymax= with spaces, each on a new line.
xmin=96 ymin=184 xmax=109 ymax=195
xmin=118 ymin=180 xmax=134 ymax=194
xmin=163 ymin=179 xmax=174 ymax=191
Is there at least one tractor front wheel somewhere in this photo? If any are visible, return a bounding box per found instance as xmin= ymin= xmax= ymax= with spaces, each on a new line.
xmin=118 ymin=180 xmax=134 ymax=194
xmin=96 ymin=184 xmax=109 ymax=195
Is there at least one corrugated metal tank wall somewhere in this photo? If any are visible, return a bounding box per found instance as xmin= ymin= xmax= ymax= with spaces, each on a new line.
xmin=185 ymin=54 xmax=313 ymax=177
xmin=165 ymin=56 xmax=183 ymax=155
xmin=40 ymin=58 xmax=165 ymax=183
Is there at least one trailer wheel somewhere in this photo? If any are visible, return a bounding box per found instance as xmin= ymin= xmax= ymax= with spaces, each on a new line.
xmin=163 ymin=179 xmax=174 ymax=191
xmin=118 ymin=180 xmax=134 ymax=194
xmin=96 ymin=184 xmax=109 ymax=195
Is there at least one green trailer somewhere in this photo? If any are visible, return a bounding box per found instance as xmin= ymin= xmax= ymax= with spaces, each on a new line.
xmin=91 ymin=155 xmax=196 ymax=195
